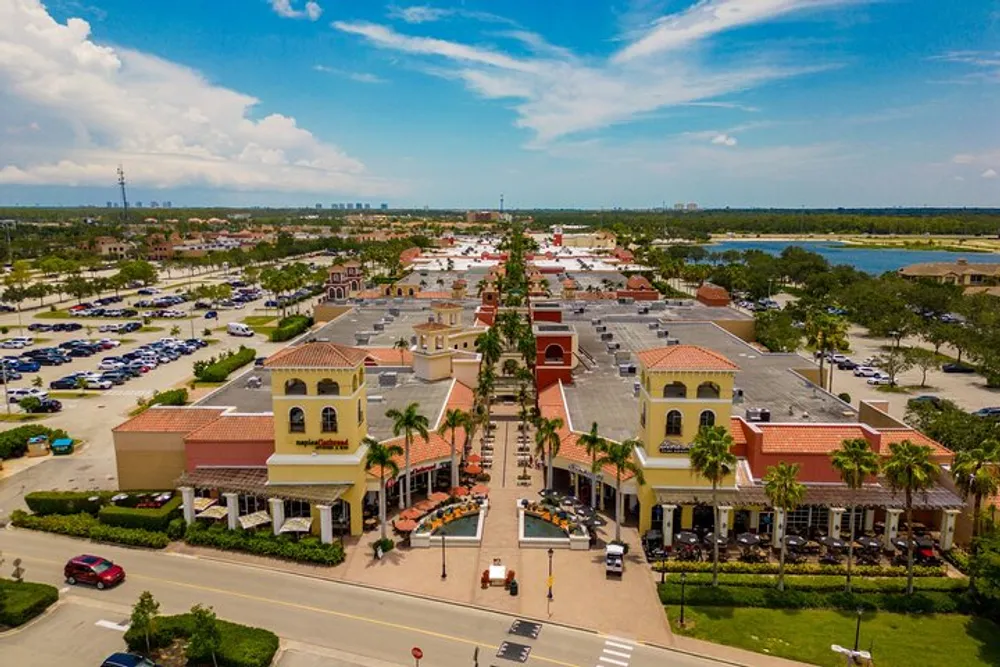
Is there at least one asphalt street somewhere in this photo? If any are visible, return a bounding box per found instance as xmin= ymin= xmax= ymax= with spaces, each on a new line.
xmin=0 ymin=528 xmax=731 ymax=667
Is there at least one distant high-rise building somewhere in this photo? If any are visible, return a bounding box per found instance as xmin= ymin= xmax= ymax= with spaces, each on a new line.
xmin=673 ymin=203 xmax=684 ymax=211
xmin=380 ymin=203 xmax=388 ymax=210
xmin=106 ymin=201 xmax=113 ymax=208
xmin=316 ymin=203 xmax=323 ymax=209
xmin=686 ymin=203 xmax=699 ymax=211
xmin=355 ymin=202 xmax=363 ymax=210
xmin=363 ymin=203 xmax=370 ymax=210
xmin=135 ymin=201 xmax=143 ymax=208
xmin=164 ymin=201 xmax=172 ymax=208
xmin=346 ymin=203 xmax=354 ymax=209
xmin=112 ymin=202 xmax=119 ymax=208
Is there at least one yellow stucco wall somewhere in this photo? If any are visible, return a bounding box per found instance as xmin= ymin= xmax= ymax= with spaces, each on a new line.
xmin=114 ymin=432 xmax=187 ymax=490
xmin=637 ymin=369 xmax=735 ymax=451
xmin=271 ymin=366 xmax=367 ymax=456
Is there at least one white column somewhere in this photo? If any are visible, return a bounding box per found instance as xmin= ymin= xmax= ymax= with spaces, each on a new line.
xmin=269 ymin=498 xmax=285 ymax=536
xmin=864 ymin=509 xmax=875 ymax=532
xmin=180 ymin=486 xmax=195 ymax=525
xmin=317 ymin=504 xmax=333 ymax=544
xmin=885 ymin=508 xmax=902 ymax=550
xmin=940 ymin=509 xmax=960 ymax=551
xmin=749 ymin=510 xmax=760 ymax=533
xmin=775 ymin=508 xmax=786 ymax=541
xmin=224 ymin=492 xmax=239 ymax=531
xmin=828 ymin=507 xmax=845 ymax=539
xmin=399 ymin=478 xmax=405 ymax=509
xmin=662 ymin=504 xmax=677 ymax=549
xmin=718 ymin=505 xmax=733 ymax=539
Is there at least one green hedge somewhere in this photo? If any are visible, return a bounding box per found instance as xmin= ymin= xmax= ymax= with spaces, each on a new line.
xmin=124 ymin=613 xmax=279 ymax=667
xmin=653 ymin=559 xmax=945 ymax=578
xmin=0 ymin=425 xmax=69 ymax=460
xmin=270 ymin=314 xmax=313 ymax=342
xmin=0 ymin=579 xmax=59 ymax=628
xmin=184 ymin=522 xmax=345 ymax=566
xmin=11 ymin=511 xmax=168 ymax=549
xmin=195 ymin=346 xmax=256 ymax=382
xmin=25 ymin=490 xmax=112 ymax=516
xmin=148 ymin=388 xmax=189 ymax=408
xmin=98 ymin=497 xmax=182 ymax=531
xmin=657 ymin=581 xmax=973 ymax=614
xmin=664 ymin=572 xmax=967 ymax=593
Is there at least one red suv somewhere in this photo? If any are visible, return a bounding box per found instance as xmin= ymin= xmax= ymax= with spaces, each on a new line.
xmin=64 ymin=555 xmax=125 ymax=589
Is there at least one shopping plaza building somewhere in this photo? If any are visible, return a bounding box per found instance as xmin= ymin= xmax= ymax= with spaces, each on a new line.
xmin=112 ymin=251 xmax=967 ymax=549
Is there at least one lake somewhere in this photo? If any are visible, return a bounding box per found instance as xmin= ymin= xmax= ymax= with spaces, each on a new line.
xmin=707 ymin=240 xmax=1000 ymax=275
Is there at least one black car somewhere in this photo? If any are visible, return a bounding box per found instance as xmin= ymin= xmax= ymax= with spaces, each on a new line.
xmin=66 ymin=347 xmax=93 ymax=358
xmin=101 ymin=652 xmax=159 ymax=667
xmin=49 ymin=377 xmax=78 ymax=389
xmin=25 ymin=398 xmax=62 ymax=413
xmin=0 ymin=304 xmax=16 ymax=313
xmin=27 ymin=323 xmax=52 ymax=332
xmin=837 ymin=360 xmax=858 ymax=370
xmin=942 ymin=363 xmax=976 ymax=374
xmin=100 ymin=372 xmax=128 ymax=385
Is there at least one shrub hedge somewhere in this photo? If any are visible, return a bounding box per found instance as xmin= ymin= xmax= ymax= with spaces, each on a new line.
xmin=653 ymin=559 xmax=945 ymax=578
xmin=195 ymin=346 xmax=256 ymax=382
xmin=124 ymin=613 xmax=279 ymax=667
xmin=147 ymin=388 xmax=189 ymax=408
xmin=656 ymin=581 xmax=973 ymax=614
xmin=25 ymin=490 xmax=112 ymax=516
xmin=11 ymin=510 xmax=169 ymax=549
xmin=0 ymin=425 xmax=69 ymax=460
xmin=167 ymin=517 xmax=187 ymax=540
xmin=666 ymin=572 xmax=967 ymax=593
xmin=184 ymin=522 xmax=345 ymax=566
xmin=0 ymin=578 xmax=59 ymax=628
xmin=98 ymin=496 xmax=182 ymax=532
xmin=270 ymin=315 xmax=313 ymax=342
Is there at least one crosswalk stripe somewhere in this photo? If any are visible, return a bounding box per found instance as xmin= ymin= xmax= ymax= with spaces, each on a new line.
xmin=604 ymin=640 xmax=634 ymax=651
xmin=602 ymin=649 xmax=632 ymax=658
xmin=598 ymin=656 xmax=629 ymax=666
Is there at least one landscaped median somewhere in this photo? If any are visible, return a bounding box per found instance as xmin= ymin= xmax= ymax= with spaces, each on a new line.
xmin=11 ymin=511 xmax=171 ymax=549
xmin=653 ymin=559 xmax=946 ymax=577
xmin=193 ymin=345 xmax=256 ymax=382
xmin=0 ymin=578 xmax=59 ymax=629
xmin=124 ymin=609 xmax=279 ymax=667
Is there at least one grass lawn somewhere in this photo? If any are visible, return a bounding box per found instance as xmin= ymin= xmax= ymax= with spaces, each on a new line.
xmin=33 ymin=309 xmax=71 ymax=320
xmin=668 ymin=606 xmax=1000 ymax=667
xmin=140 ymin=326 xmax=165 ymax=333
xmin=0 ymin=413 xmax=43 ymax=422
xmin=242 ymin=315 xmax=277 ymax=326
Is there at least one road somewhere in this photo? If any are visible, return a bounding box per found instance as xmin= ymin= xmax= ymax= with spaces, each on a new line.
xmin=0 ymin=529 xmax=730 ymax=667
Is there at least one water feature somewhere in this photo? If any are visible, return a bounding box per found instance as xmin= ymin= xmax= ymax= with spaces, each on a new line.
xmin=524 ymin=514 xmax=569 ymax=539
xmin=432 ymin=513 xmax=479 ymax=537
xmin=707 ymin=240 xmax=999 ymax=275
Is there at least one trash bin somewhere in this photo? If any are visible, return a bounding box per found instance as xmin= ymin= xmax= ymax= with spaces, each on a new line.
xmin=509 ymin=580 xmax=519 ymax=596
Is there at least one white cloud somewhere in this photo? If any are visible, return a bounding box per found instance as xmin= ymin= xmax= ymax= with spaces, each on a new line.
xmin=983 ymin=168 xmax=998 ymax=179
xmin=314 ymin=65 xmax=387 ymax=84
xmin=0 ymin=0 xmax=392 ymax=194
xmin=335 ymin=0 xmax=857 ymax=144
xmin=270 ymin=0 xmax=322 ymax=21
xmin=711 ymin=133 xmax=738 ymax=146
xmin=387 ymin=5 xmax=516 ymax=26
xmin=929 ymin=50 xmax=1000 ymax=84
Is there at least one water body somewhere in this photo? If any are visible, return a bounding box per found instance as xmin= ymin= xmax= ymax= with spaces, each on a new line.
xmin=707 ymin=240 xmax=1000 ymax=275
xmin=433 ymin=513 xmax=480 ymax=537
xmin=524 ymin=514 xmax=569 ymax=538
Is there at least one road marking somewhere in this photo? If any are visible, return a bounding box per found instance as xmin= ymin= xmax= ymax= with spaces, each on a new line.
xmin=96 ymin=619 xmax=130 ymax=632
xmin=603 ymin=641 xmax=633 ymax=651
xmin=597 ymin=657 xmax=628 ymax=666
xmin=597 ymin=638 xmax=634 ymax=667
xmin=602 ymin=649 xmax=631 ymax=658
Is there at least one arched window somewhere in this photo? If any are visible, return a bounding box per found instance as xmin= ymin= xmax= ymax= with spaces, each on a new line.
xmin=357 ymin=399 xmax=363 ymax=424
xmin=699 ymin=410 xmax=716 ymax=428
xmin=284 ymin=378 xmax=307 ymax=396
xmin=289 ymin=407 xmax=305 ymax=433
xmin=317 ymin=379 xmax=340 ymax=395
xmin=640 ymin=402 xmax=647 ymax=427
xmin=697 ymin=382 xmax=721 ymax=399
xmin=663 ymin=382 xmax=687 ymax=399
xmin=544 ymin=344 xmax=564 ymax=363
xmin=321 ymin=407 xmax=338 ymax=433
xmin=666 ymin=410 xmax=682 ymax=436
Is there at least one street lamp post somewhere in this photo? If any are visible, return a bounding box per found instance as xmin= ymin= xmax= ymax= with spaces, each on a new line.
xmin=441 ymin=527 xmax=447 ymax=580
xmin=854 ymin=607 xmax=863 ymax=651
xmin=547 ymin=548 xmax=554 ymax=601
xmin=679 ymin=572 xmax=688 ymax=628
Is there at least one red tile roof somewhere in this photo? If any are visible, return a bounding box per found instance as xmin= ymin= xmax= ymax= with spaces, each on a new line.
xmin=879 ymin=429 xmax=953 ymax=459
xmin=185 ymin=415 xmax=275 ymax=443
xmin=697 ymin=283 xmax=730 ymax=300
xmin=757 ymin=424 xmax=871 ymax=454
xmin=636 ymin=345 xmax=740 ymax=371
xmin=264 ymin=342 xmax=368 ymax=369
xmin=625 ymin=275 xmax=653 ymax=290
xmin=362 ymin=347 xmax=414 ymax=366
xmin=729 ymin=417 xmax=749 ymax=446
xmin=113 ymin=407 xmax=226 ymax=434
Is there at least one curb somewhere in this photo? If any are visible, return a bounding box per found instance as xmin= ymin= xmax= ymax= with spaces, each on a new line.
xmin=641 ymin=640 xmax=756 ymax=667
xmin=0 ymin=596 xmax=65 ymax=638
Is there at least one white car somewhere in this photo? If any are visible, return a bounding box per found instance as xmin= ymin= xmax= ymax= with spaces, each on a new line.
xmin=1 ymin=340 xmax=25 ymax=349
xmin=99 ymin=324 xmax=121 ymax=333
xmin=867 ymin=375 xmax=891 ymax=385
xmin=11 ymin=337 xmax=33 ymax=346
xmin=854 ymin=366 xmax=877 ymax=377
xmin=98 ymin=360 xmax=125 ymax=371
xmin=85 ymin=378 xmax=113 ymax=390
xmin=99 ymin=339 xmax=121 ymax=348
xmin=7 ymin=387 xmax=48 ymax=403
xmin=830 ymin=354 xmax=848 ymax=364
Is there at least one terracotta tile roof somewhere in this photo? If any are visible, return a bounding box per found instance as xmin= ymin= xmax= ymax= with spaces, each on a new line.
xmin=452 ymin=279 xmax=467 ymax=288
xmin=879 ymin=429 xmax=953 ymax=459
xmin=264 ymin=342 xmax=368 ymax=369
xmin=626 ymin=275 xmax=653 ymax=290
xmin=415 ymin=291 xmax=452 ymax=299
xmin=413 ymin=321 xmax=454 ymax=333
xmin=362 ymin=347 xmax=414 ymax=366
xmin=113 ymin=407 xmax=226 ymax=434
xmin=729 ymin=417 xmax=748 ymax=446
xmin=697 ymin=283 xmax=730 ymax=299
xmin=431 ymin=301 xmax=463 ymax=310
xmin=899 ymin=261 xmax=1000 ymax=277
xmin=757 ymin=424 xmax=871 ymax=454
xmin=185 ymin=415 xmax=275 ymax=443
xmin=636 ymin=345 xmax=740 ymax=372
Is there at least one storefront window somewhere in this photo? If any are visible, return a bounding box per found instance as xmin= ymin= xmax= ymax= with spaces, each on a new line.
xmin=321 ymin=407 xmax=338 ymax=433
xmin=289 ymin=407 xmax=305 ymax=433
xmin=666 ymin=410 xmax=682 ymax=436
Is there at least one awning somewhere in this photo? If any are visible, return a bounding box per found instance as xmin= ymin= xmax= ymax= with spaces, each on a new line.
xmin=653 ymin=483 xmax=965 ymax=510
xmin=238 ymin=510 xmax=271 ymax=530
xmin=280 ymin=517 xmax=313 ymax=533
xmin=197 ymin=505 xmax=228 ymax=520
xmin=191 ymin=497 xmax=216 ymax=512
xmin=177 ymin=467 xmax=351 ymax=504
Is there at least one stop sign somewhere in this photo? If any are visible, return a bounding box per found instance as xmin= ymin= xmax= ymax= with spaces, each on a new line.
xmin=412 ymin=647 xmax=423 ymax=661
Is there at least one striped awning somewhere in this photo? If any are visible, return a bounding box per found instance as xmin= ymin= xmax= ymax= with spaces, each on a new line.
xmin=196 ymin=505 xmax=228 ymax=520
xmin=238 ymin=510 xmax=271 ymax=530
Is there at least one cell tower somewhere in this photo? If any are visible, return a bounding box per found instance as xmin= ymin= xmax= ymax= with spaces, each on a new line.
xmin=117 ymin=165 xmax=129 ymax=221
xmin=499 ymin=193 xmax=504 ymax=213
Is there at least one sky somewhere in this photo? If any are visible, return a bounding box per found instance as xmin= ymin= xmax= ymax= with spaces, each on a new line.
xmin=0 ymin=0 xmax=998 ymax=209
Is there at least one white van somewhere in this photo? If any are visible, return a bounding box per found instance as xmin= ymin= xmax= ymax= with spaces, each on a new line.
xmin=605 ymin=544 xmax=625 ymax=576
xmin=227 ymin=322 xmax=254 ymax=337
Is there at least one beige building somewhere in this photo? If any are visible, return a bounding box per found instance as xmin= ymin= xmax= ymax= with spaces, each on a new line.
xmin=899 ymin=258 xmax=1000 ymax=287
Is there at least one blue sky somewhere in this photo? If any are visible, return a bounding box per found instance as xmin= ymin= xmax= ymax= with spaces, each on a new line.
xmin=0 ymin=0 xmax=998 ymax=208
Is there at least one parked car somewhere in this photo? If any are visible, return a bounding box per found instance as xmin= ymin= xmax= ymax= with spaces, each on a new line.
xmin=24 ymin=398 xmax=62 ymax=413
xmin=204 ymin=310 xmax=218 ymax=319
xmin=85 ymin=378 xmax=113 ymax=390
xmin=49 ymin=377 xmax=79 ymax=390
xmin=64 ymin=555 xmax=125 ymax=589
xmin=837 ymin=360 xmax=858 ymax=370
xmin=0 ymin=369 xmax=22 ymax=382
xmin=867 ymin=374 xmax=891 ymax=385
xmin=101 ymin=652 xmax=159 ymax=667
xmin=973 ymin=407 xmax=1000 ymax=418
xmin=27 ymin=323 xmax=52 ymax=332
xmin=942 ymin=363 xmax=976 ymax=374
xmin=7 ymin=387 xmax=47 ymax=403
xmin=908 ymin=395 xmax=944 ymax=410
xmin=12 ymin=359 xmax=40 ymax=372
xmin=99 ymin=359 xmax=125 ymax=371
xmin=853 ymin=366 xmax=877 ymax=377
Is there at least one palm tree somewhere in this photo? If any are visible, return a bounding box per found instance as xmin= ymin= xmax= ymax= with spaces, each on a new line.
xmin=393 ymin=337 xmax=409 ymax=367
xmin=763 ymin=462 xmax=806 ymax=591
xmin=385 ymin=402 xmax=430 ymax=508
xmin=882 ymin=440 xmax=937 ymax=594
xmin=804 ymin=310 xmax=848 ymax=393
xmin=475 ymin=328 xmax=503 ymax=369
xmin=593 ymin=439 xmax=645 ymax=543
xmin=577 ymin=422 xmax=607 ymax=508
xmin=363 ymin=437 xmax=403 ymax=541
xmin=437 ymin=408 xmax=467 ymax=487
xmin=534 ymin=416 xmax=564 ymax=489
xmin=830 ymin=438 xmax=880 ymax=592
xmin=952 ymin=439 xmax=1000 ymax=555
xmin=689 ymin=425 xmax=737 ymax=587
xmin=502 ymin=358 xmax=520 ymax=377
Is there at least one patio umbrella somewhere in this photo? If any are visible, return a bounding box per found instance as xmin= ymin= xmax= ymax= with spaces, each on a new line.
xmin=820 ymin=536 xmax=847 ymax=550
xmin=471 ymin=484 xmax=490 ymax=496
xmin=703 ymin=532 xmax=728 ymax=547
xmin=464 ymin=464 xmax=483 ymax=475
xmin=413 ymin=499 xmax=437 ymax=512
xmin=393 ymin=519 xmax=418 ymax=532
xmin=674 ymin=531 xmax=699 ymax=546
xmin=855 ymin=535 xmax=881 ymax=550
xmin=784 ymin=534 xmax=807 ymax=549
xmin=451 ymin=486 xmax=470 ymax=497
xmin=467 ymin=453 xmax=482 ymax=463
xmin=399 ymin=507 xmax=425 ymax=520
xmin=428 ymin=491 xmax=450 ymax=503
xmin=736 ymin=532 xmax=760 ymax=547
xmin=893 ymin=536 xmax=934 ymax=551
xmin=539 ymin=489 xmax=560 ymax=499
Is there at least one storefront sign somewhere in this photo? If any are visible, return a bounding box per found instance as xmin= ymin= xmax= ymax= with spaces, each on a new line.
xmin=296 ymin=439 xmax=350 ymax=450
xmin=567 ymin=463 xmax=602 ymax=482
xmin=659 ymin=441 xmax=691 ymax=454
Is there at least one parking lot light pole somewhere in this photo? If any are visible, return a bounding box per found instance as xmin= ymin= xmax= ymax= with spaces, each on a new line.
xmin=441 ymin=526 xmax=447 ymax=580
xmin=679 ymin=572 xmax=687 ymax=628
xmin=854 ymin=607 xmax=863 ymax=651
xmin=547 ymin=548 xmax=554 ymax=601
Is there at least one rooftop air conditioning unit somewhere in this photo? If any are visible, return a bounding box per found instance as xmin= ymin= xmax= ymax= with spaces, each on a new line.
xmin=373 ymin=322 xmax=385 ymax=331
xmin=745 ymin=407 xmax=771 ymax=423
xmin=656 ymin=329 xmax=669 ymax=338
xmin=591 ymin=318 xmax=602 ymax=325
xmin=595 ymin=325 xmax=607 ymax=333
xmin=733 ymin=388 xmax=745 ymax=404
xmin=633 ymin=381 xmax=641 ymax=396
xmin=600 ymin=332 xmax=614 ymax=341
xmin=665 ymin=338 xmax=680 ymax=346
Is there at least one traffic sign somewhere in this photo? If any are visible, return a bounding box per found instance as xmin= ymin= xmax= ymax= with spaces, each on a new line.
xmin=547 ymin=575 xmax=554 ymax=587
xmin=411 ymin=647 xmax=423 ymax=660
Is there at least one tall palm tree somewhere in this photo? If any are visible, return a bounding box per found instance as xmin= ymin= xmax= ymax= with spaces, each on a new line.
xmin=593 ymin=439 xmax=645 ymax=543
xmin=805 ymin=310 xmax=848 ymax=393
xmin=393 ymin=337 xmax=409 ymax=367
xmin=763 ymin=462 xmax=806 ymax=591
xmin=577 ymin=422 xmax=607 ymax=508
xmin=952 ymin=439 xmax=1000 ymax=555
xmin=363 ymin=437 xmax=403 ymax=542
xmin=437 ymin=408 xmax=467 ymax=487
xmin=883 ymin=440 xmax=937 ymax=595
xmin=689 ymin=425 xmax=737 ymax=587
xmin=475 ymin=329 xmax=503 ymax=369
xmin=502 ymin=358 xmax=520 ymax=377
xmin=830 ymin=438 xmax=880 ymax=592
xmin=534 ymin=416 xmax=564 ymax=489
xmin=385 ymin=402 xmax=430 ymax=508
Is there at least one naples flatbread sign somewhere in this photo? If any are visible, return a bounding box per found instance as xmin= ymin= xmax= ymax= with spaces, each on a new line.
xmin=296 ymin=439 xmax=349 ymax=450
